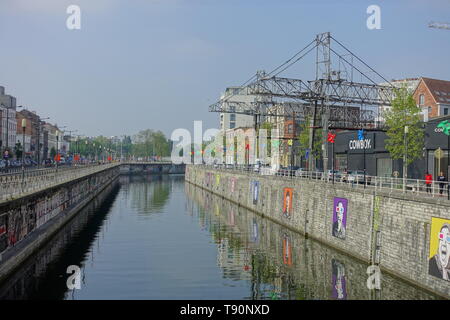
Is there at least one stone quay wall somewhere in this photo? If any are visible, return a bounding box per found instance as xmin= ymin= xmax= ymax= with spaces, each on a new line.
xmin=186 ymin=165 xmax=450 ymax=299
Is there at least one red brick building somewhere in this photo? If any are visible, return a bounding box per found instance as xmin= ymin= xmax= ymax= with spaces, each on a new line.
xmin=413 ymin=77 xmax=450 ymax=119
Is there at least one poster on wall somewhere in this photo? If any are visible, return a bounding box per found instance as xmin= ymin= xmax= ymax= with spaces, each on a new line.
xmin=331 ymin=259 xmax=347 ymax=300
xmin=332 ymin=197 xmax=348 ymax=240
xmin=216 ymin=174 xmax=220 ymax=187
xmin=230 ymin=177 xmax=236 ymax=193
xmin=282 ymin=233 xmax=292 ymax=266
xmin=251 ymin=181 xmax=260 ymax=205
xmin=251 ymin=218 xmax=259 ymax=244
xmin=205 ymin=172 xmax=211 ymax=186
xmin=428 ymin=217 xmax=450 ymax=281
xmin=282 ymin=188 xmax=293 ymax=218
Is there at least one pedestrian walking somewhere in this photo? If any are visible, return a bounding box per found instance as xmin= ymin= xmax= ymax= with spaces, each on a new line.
xmin=438 ymin=171 xmax=446 ymax=196
xmin=425 ymin=172 xmax=433 ymax=194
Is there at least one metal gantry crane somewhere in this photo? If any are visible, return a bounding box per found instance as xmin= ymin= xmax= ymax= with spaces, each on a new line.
xmin=209 ymin=32 xmax=396 ymax=171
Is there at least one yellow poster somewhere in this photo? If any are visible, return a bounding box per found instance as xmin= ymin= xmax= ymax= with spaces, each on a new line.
xmin=216 ymin=174 xmax=220 ymax=186
xmin=428 ymin=217 xmax=450 ymax=281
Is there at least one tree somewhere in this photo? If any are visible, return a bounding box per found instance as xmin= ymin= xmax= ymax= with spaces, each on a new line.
xmin=258 ymin=121 xmax=273 ymax=158
xmin=50 ymin=147 xmax=56 ymax=160
xmin=384 ymin=87 xmax=424 ymax=178
xmin=298 ymin=117 xmax=322 ymax=163
xmin=14 ymin=142 xmax=22 ymax=159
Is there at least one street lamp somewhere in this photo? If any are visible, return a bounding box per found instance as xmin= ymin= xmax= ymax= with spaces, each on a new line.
xmin=36 ymin=117 xmax=50 ymax=167
xmin=56 ymin=129 xmax=59 ymax=171
xmin=21 ymin=118 xmax=26 ymax=174
xmin=403 ymin=126 xmax=409 ymax=192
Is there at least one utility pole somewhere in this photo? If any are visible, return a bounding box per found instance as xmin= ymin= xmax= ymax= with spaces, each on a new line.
xmin=403 ymin=126 xmax=409 ymax=192
xmin=35 ymin=117 xmax=49 ymax=167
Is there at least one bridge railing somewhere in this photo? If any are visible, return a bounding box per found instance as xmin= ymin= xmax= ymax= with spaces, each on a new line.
xmin=0 ymin=163 xmax=119 ymax=202
xmin=198 ymin=164 xmax=450 ymax=200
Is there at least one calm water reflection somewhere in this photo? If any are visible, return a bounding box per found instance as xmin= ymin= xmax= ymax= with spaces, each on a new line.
xmin=0 ymin=175 xmax=441 ymax=299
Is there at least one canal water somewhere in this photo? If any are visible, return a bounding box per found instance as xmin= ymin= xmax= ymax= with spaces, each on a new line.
xmin=0 ymin=174 xmax=441 ymax=300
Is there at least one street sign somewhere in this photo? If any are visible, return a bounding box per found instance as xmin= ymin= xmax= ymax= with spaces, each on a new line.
xmin=327 ymin=132 xmax=336 ymax=143
xmin=437 ymin=120 xmax=450 ymax=136
xmin=305 ymin=149 xmax=310 ymax=159
xmin=435 ymin=148 xmax=444 ymax=159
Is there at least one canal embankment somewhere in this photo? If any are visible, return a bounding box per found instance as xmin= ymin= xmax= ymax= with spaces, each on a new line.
xmin=0 ymin=164 xmax=120 ymax=283
xmin=186 ymin=165 xmax=450 ymax=299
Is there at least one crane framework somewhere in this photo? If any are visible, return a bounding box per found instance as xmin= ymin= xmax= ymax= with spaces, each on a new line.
xmin=209 ymin=32 xmax=396 ymax=170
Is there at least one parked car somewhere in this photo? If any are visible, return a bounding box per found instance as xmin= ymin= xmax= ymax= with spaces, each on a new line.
xmin=295 ymin=168 xmax=308 ymax=177
xmin=326 ymin=170 xmax=342 ymax=181
xmin=311 ymin=169 xmax=324 ymax=180
xmin=346 ymin=170 xmax=371 ymax=184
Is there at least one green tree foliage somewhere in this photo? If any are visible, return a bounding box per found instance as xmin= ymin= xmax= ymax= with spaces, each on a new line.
xmin=384 ymin=88 xmax=424 ymax=165
xmin=298 ymin=117 xmax=322 ymax=158
xmin=132 ymin=129 xmax=170 ymax=158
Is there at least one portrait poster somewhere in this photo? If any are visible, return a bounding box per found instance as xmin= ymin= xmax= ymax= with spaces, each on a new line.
xmin=331 ymin=259 xmax=347 ymax=300
xmin=230 ymin=177 xmax=236 ymax=193
xmin=332 ymin=197 xmax=348 ymax=240
xmin=282 ymin=188 xmax=293 ymax=218
xmin=282 ymin=234 xmax=292 ymax=266
xmin=429 ymin=217 xmax=450 ymax=281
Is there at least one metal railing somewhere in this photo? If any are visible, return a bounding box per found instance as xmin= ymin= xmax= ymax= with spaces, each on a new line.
xmin=0 ymin=162 xmax=120 ymax=202
xmin=199 ymin=164 xmax=450 ymax=200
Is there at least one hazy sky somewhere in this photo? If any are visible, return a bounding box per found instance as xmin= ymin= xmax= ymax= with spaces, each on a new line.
xmin=0 ymin=0 xmax=449 ymax=138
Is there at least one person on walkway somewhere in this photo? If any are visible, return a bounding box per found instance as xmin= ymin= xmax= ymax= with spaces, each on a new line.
xmin=438 ymin=172 xmax=446 ymax=196
xmin=425 ymin=172 xmax=433 ymax=194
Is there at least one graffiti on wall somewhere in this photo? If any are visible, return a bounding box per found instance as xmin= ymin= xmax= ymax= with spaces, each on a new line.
xmin=282 ymin=188 xmax=293 ymax=218
xmin=331 ymin=259 xmax=347 ymax=300
xmin=0 ymin=168 xmax=114 ymax=255
xmin=332 ymin=197 xmax=348 ymax=240
xmin=429 ymin=217 xmax=450 ymax=281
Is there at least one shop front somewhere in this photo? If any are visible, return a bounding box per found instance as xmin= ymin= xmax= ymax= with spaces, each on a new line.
xmin=425 ymin=116 xmax=450 ymax=180
xmin=328 ymin=131 xmax=403 ymax=177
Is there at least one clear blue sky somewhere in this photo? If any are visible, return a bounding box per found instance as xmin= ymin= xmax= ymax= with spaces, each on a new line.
xmin=0 ymin=0 xmax=449 ymax=137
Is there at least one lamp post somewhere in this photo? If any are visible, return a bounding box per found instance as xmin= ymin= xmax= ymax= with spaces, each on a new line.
xmin=358 ymin=129 xmax=366 ymax=188
xmin=403 ymin=126 xmax=409 ymax=192
xmin=36 ymin=117 xmax=50 ymax=167
xmin=56 ymin=130 xmax=59 ymax=171
xmin=21 ymin=119 xmax=26 ymax=179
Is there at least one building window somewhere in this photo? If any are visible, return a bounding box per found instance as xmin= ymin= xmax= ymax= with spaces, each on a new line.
xmin=230 ymin=122 xmax=235 ymax=129
xmin=444 ymin=108 xmax=449 ymax=116
xmin=230 ymin=114 xmax=236 ymax=121
xmin=287 ymin=124 xmax=293 ymax=134
xmin=419 ymin=94 xmax=425 ymax=106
